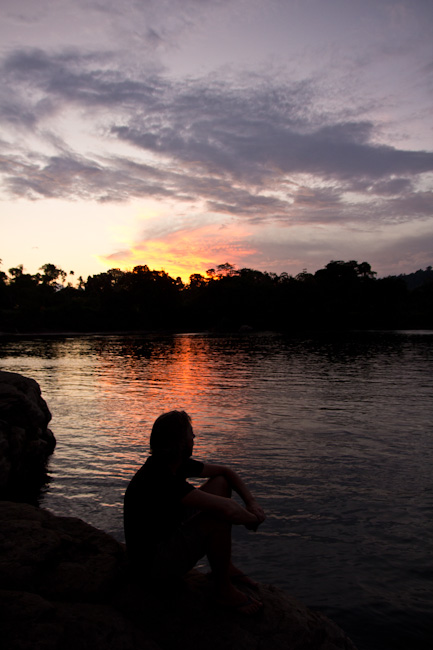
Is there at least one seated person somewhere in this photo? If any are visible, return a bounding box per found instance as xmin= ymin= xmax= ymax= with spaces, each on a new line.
xmin=124 ymin=410 xmax=266 ymax=614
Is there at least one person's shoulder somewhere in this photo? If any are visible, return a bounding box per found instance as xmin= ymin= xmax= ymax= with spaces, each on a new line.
xmin=127 ymin=457 xmax=153 ymax=485
xmin=186 ymin=457 xmax=202 ymax=466
xmin=124 ymin=457 xmax=157 ymax=503
xmin=185 ymin=457 xmax=204 ymax=475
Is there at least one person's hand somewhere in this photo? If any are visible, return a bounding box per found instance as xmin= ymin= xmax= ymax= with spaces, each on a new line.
xmin=247 ymin=499 xmax=265 ymax=522
xmin=245 ymin=499 xmax=265 ymax=531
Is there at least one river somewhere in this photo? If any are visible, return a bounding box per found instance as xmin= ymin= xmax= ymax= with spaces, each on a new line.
xmin=1 ymin=330 xmax=432 ymax=649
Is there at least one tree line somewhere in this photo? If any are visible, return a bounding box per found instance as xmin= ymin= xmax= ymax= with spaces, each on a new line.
xmin=0 ymin=259 xmax=432 ymax=333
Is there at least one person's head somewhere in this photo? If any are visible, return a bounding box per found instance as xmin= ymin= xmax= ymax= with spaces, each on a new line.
xmin=150 ymin=410 xmax=194 ymax=461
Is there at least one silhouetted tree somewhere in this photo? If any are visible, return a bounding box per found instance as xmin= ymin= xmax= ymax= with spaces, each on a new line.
xmin=216 ymin=263 xmax=237 ymax=278
xmin=188 ymin=273 xmax=207 ymax=289
xmin=399 ymin=266 xmax=433 ymax=290
xmin=39 ymin=263 xmax=67 ymax=287
xmin=8 ymin=264 xmax=25 ymax=279
xmin=1 ymin=258 xmax=432 ymax=333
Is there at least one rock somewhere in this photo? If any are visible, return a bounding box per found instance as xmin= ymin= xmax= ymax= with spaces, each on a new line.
xmin=0 ymin=501 xmax=125 ymax=600
xmin=0 ymin=590 xmax=158 ymax=650
xmin=0 ymin=371 xmax=56 ymax=501
xmin=0 ymin=501 xmax=358 ymax=650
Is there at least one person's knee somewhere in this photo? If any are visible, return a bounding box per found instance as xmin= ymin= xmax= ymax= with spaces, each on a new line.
xmin=200 ymin=475 xmax=231 ymax=498
xmin=194 ymin=512 xmax=231 ymax=537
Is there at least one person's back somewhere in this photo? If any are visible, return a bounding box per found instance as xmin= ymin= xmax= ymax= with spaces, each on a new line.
xmin=123 ymin=410 xmax=265 ymax=614
xmin=124 ymin=453 xmax=204 ymax=575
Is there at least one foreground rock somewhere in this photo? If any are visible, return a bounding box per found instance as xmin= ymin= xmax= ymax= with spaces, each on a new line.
xmin=0 ymin=501 xmax=357 ymax=650
xmin=0 ymin=371 xmax=55 ymax=501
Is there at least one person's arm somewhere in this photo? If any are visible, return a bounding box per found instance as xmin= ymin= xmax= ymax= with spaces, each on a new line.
xmin=201 ymin=463 xmax=265 ymax=521
xmin=198 ymin=463 xmax=265 ymax=528
xmin=182 ymin=488 xmax=259 ymax=526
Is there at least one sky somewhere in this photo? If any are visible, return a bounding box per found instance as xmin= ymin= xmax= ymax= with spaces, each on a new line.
xmin=1 ymin=0 xmax=432 ymax=283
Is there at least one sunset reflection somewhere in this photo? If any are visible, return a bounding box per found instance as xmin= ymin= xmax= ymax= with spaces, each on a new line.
xmin=90 ymin=334 xmax=231 ymax=470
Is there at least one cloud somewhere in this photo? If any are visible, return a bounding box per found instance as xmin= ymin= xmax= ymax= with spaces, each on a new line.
xmin=0 ymin=45 xmax=432 ymax=236
xmin=1 ymin=150 xmax=181 ymax=202
xmin=2 ymin=0 xmax=218 ymax=57
xmin=1 ymin=48 xmax=166 ymax=117
xmin=368 ymin=177 xmax=414 ymax=196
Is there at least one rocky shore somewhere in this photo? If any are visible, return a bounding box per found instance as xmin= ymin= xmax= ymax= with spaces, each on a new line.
xmin=0 ymin=370 xmax=56 ymax=502
xmin=0 ymin=371 xmax=357 ymax=649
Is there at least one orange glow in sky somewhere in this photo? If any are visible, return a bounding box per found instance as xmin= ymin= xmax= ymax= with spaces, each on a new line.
xmin=98 ymin=221 xmax=259 ymax=283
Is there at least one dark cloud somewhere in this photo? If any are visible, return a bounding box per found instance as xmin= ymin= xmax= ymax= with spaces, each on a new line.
xmin=370 ymin=178 xmax=414 ymax=196
xmin=2 ymin=150 xmax=175 ymax=202
xmin=206 ymin=193 xmax=289 ymax=217
xmin=0 ymin=46 xmax=432 ymax=226
xmin=2 ymin=48 xmax=166 ymax=113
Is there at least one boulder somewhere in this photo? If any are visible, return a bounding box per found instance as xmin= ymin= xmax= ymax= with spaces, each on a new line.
xmin=0 ymin=501 xmax=357 ymax=650
xmin=0 ymin=371 xmax=56 ymax=501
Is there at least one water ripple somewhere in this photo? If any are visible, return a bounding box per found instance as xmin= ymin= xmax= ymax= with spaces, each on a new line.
xmin=1 ymin=331 xmax=433 ymax=650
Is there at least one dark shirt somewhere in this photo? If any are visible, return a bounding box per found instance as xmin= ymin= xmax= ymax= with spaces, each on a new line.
xmin=123 ymin=455 xmax=204 ymax=568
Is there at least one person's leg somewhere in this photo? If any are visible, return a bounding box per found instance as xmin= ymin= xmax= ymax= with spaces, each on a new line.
xmin=197 ymin=476 xmax=260 ymax=595
xmin=187 ymin=513 xmax=261 ymax=613
xmin=199 ymin=474 xmax=231 ymax=498
xmin=155 ymin=479 xmax=261 ymax=612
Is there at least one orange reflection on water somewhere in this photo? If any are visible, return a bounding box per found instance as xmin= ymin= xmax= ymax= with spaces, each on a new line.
xmin=90 ymin=334 xmax=227 ymax=471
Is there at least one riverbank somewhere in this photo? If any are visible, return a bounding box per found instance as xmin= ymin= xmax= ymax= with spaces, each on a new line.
xmin=0 ymin=500 xmax=357 ymax=650
xmin=0 ymin=370 xmax=358 ymax=650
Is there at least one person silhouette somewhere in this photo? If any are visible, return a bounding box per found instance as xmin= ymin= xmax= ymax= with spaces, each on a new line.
xmin=124 ymin=410 xmax=265 ymax=614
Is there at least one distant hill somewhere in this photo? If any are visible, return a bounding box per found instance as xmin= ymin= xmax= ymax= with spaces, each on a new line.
xmin=397 ymin=266 xmax=433 ymax=290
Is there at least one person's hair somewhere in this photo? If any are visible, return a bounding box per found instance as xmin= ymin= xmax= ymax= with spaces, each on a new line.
xmin=149 ymin=410 xmax=192 ymax=459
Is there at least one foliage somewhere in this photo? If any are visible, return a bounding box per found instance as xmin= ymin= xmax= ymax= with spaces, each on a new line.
xmin=0 ymin=259 xmax=432 ymax=333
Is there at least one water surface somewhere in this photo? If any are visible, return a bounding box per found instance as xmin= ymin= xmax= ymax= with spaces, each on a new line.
xmin=1 ymin=330 xmax=432 ymax=650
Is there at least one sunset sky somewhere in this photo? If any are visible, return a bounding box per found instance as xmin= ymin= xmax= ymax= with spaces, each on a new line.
xmin=1 ymin=0 xmax=432 ymax=283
